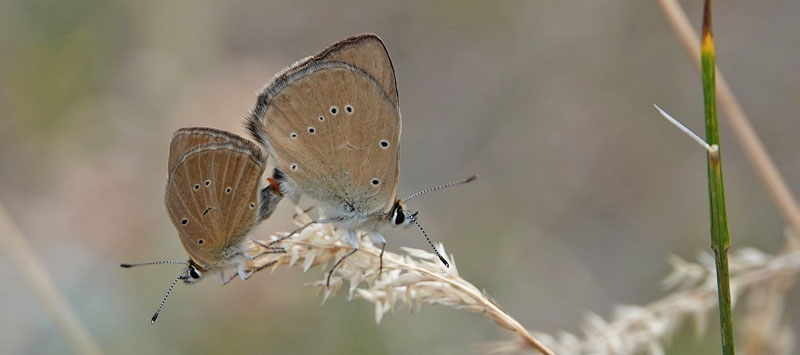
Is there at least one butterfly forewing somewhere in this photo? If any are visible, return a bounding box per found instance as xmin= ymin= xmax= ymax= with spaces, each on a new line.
xmin=165 ymin=140 xmax=266 ymax=267
xmin=249 ymin=34 xmax=401 ymax=215
xmin=310 ymin=34 xmax=399 ymax=106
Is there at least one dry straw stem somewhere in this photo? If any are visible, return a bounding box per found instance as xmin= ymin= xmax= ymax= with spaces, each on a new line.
xmin=656 ymin=0 xmax=800 ymax=239
xmin=0 ymin=204 xmax=103 ymax=355
xmin=246 ymin=209 xmax=555 ymax=355
xmin=484 ymin=240 xmax=800 ymax=354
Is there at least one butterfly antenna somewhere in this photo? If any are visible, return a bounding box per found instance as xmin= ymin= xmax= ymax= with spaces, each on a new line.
xmin=408 ymin=214 xmax=449 ymax=268
xmin=120 ymin=260 xmax=187 ymax=268
xmin=404 ymin=175 xmax=477 ymax=203
xmin=150 ymin=270 xmax=185 ymax=324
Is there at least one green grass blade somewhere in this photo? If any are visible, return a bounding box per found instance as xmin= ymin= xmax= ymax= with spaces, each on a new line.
xmin=701 ymin=1 xmax=735 ymax=354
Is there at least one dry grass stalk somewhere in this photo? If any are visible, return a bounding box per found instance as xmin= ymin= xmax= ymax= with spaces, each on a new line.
xmin=245 ymin=208 xmax=555 ymax=355
xmin=483 ymin=241 xmax=800 ymax=355
xmin=0 ymin=204 xmax=103 ymax=355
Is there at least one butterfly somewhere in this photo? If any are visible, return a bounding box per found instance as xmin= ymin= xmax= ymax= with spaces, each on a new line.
xmin=246 ymin=34 xmax=474 ymax=285
xmin=122 ymin=127 xmax=284 ymax=323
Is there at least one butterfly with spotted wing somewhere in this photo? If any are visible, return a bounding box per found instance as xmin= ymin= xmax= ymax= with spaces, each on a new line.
xmin=246 ymin=34 xmax=475 ymax=286
xmin=121 ymin=127 xmax=283 ymax=323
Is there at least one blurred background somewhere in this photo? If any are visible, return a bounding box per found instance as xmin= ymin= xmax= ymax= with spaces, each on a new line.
xmin=2 ymin=0 xmax=799 ymax=354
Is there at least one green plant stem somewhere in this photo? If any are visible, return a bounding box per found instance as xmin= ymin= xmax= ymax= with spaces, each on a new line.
xmin=701 ymin=1 xmax=735 ymax=354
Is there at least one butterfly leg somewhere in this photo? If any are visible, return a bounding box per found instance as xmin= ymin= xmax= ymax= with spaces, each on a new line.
xmin=291 ymin=205 xmax=316 ymax=223
xmin=326 ymin=229 xmax=359 ymax=287
xmin=269 ymin=216 xmax=343 ymax=246
xmin=221 ymin=271 xmax=238 ymax=285
xmin=248 ymin=240 xmax=286 ymax=260
xmin=241 ymin=260 xmax=278 ymax=281
xmin=369 ymin=232 xmax=387 ymax=277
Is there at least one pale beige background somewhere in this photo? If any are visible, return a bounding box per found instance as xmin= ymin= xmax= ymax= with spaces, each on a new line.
xmin=1 ymin=1 xmax=799 ymax=354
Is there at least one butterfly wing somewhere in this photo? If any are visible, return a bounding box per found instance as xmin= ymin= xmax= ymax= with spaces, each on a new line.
xmin=247 ymin=34 xmax=401 ymax=216
xmin=256 ymin=33 xmax=399 ymax=109
xmin=165 ymin=136 xmax=266 ymax=267
xmin=168 ymin=127 xmax=244 ymax=174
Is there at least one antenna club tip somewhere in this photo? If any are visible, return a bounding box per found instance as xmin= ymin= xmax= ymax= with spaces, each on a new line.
xmin=438 ymin=255 xmax=450 ymax=268
xmin=151 ymin=313 xmax=159 ymax=324
xmin=120 ymin=263 xmax=133 ymax=268
xmin=466 ymin=174 xmax=478 ymax=183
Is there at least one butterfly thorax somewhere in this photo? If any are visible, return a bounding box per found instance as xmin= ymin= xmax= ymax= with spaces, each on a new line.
xmin=316 ymin=198 xmax=410 ymax=233
xmin=316 ymin=200 xmax=386 ymax=231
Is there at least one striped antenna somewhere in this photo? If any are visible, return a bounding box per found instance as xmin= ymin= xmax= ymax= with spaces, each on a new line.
xmin=404 ymin=175 xmax=477 ymax=203
xmin=120 ymin=260 xmax=187 ymax=268
xmin=409 ymin=214 xmax=449 ymax=268
xmin=150 ymin=270 xmax=186 ymax=324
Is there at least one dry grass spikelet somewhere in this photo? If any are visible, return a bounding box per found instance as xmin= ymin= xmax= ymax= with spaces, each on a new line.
xmin=483 ymin=234 xmax=800 ymax=355
xmin=244 ymin=208 xmax=554 ymax=355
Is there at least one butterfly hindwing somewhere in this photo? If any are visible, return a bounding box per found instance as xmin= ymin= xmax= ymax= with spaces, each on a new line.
xmin=168 ymin=127 xmax=249 ymax=174
xmin=165 ymin=136 xmax=266 ymax=267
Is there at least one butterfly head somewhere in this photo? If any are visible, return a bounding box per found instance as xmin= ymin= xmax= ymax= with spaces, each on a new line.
xmin=180 ymin=260 xmax=206 ymax=284
xmin=388 ymin=200 xmax=417 ymax=227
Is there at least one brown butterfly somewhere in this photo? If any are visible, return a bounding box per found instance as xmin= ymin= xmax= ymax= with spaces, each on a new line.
xmin=246 ymin=34 xmax=475 ymax=285
xmin=122 ymin=127 xmax=283 ymax=323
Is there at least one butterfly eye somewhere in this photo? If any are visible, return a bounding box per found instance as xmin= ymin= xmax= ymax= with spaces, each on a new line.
xmin=392 ymin=208 xmax=405 ymax=225
xmin=189 ymin=267 xmax=201 ymax=279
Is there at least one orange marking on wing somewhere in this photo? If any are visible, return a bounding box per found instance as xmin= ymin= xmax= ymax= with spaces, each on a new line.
xmin=268 ymin=178 xmax=283 ymax=195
